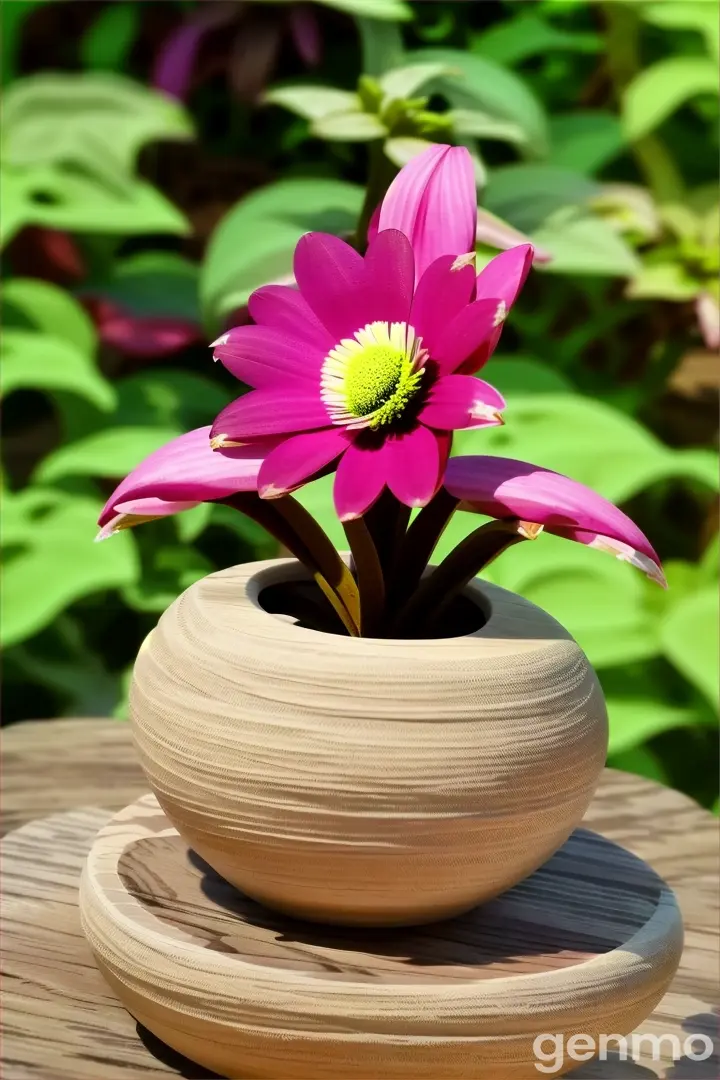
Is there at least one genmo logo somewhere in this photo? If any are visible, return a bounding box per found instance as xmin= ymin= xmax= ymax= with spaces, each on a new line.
xmin=533 ymin=1032 xmax=714 ymax=1073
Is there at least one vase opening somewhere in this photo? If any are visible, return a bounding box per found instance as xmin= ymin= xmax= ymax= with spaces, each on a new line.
xmin=258 ymin=574 xmax=488 ymax=640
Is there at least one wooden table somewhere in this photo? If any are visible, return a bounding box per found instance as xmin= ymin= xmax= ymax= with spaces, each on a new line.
xmin=2 ymin=718 xmax=718 ymax=1080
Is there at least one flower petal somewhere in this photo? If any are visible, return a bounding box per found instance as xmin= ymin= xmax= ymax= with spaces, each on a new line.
xmin=385 ymin=425 xmax=441 ymax=508
xmin=212 ymin=326 xmax=325 ymax=388
xmin=97 ymin=426 xmax=271 ymax=535
xmin=475 ymin=244 xmax=533 ymax=308
xmin=419 ymin=375 xmax=505 ymax=430
xmin=431 ymin=298 xmax=500 ymax=375
xmin=378 ymin=143 xmax=477 ymax=281
xmin=361 ymin=228 xmax=414 ymax=326
xmin=294 ymin=232 xmax=366 ymax=341
xmin=333 ymin=438 xmax=387 ymax=521
xmin=211 ymin=390 xmax=330 ymax=441
xmin=444 ymin=456 xmax=666 ymax=586
xmin=410 ymin=254 xmax=476 ymax=356
xmin=258 ymin=428 xmax=350 ymax=498
xmin=152 ymin=7 xmax=235 ymax=99
xmin=247 ymin=284 xmax=333 ymax=352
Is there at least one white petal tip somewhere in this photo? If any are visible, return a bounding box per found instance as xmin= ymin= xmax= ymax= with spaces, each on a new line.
xmin=259 ymin=484 xmax=287 ymax=500
xmin=451 ymin=252 xmax=476 ymax=272
xmin=210 ymin=332 xmax=229 ymax=348
xmin=518 ymin=521 xmax=544 ymax=540
xmin=493 ymin=300 xmax=508 ymax=328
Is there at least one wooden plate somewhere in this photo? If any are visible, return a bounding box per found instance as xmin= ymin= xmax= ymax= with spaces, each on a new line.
xmin=79 ymin=794 xmax=683 ymax=1079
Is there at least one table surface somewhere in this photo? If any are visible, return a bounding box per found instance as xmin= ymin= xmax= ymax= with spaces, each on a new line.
xmin=2 ymin=717 xmax=719 ymax=1080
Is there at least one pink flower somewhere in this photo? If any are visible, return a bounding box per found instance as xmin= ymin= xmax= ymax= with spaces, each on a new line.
xmin=444 ymin=455 xmax=666 ymax=586
xmin=210 ymin=146 xmax=532 ymax=521
xmin=96 ymin=426 xmax=273 ymax=539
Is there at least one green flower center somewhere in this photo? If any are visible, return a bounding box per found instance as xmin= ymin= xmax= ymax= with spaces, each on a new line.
xmin=343 ymin=344 xmax=423 ymax=427
xmin=321 ymin=321 xmax=428 ymax=431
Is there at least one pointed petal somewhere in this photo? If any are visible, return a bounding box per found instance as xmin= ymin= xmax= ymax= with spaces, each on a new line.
xmin=294 ymin=232 xmax=366 ymax=340
xmin=419 ymin=375 xmax=505 ymax=430
xmin=152 ymin=7 xmax=234 ymax=99
xmin=475 ymin=244 xmax=533 ymax=309
xmin=247 ymin=284 xmax=333 ymax=351
xmin=212 ymin=326 xmax=325 ymax=389
xmin=258 ymin=428 xmax=350 ymax=498
xmin=432 ymin=298 xmax=500 ymax=375
xmin=333 ymin=438 xmax=387 ymax=521
xmin=410 ymin=254 xmax=476 ymax=356
xmin=361 ymin=228 xmax=414 ymax=326
xmin=444 ymin=456 xmax=665 ymax=586
xmin=385 ymin=425 xmax=441 ymax=508
xmin=97 ymin=426 xmax=271 ymax=534
xmin=211 ymin=389 xmax=330 ymax=441
xmin=378 ymin=143 xmax=477 ymax=281
xmin=288 ymin=3 xmax=322 ymax=66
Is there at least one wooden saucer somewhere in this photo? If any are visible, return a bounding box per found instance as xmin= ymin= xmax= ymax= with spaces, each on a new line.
xmin=80 ymin=794 xmax=683 ymax=1080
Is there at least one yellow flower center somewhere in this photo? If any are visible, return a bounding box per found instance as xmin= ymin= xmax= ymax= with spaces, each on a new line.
xmin=321 ymin=321 xmax=427 ymax=430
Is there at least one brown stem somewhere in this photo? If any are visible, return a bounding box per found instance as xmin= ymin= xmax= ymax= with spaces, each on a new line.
xmin=364 ymin=489 xmax=412 ymax=579
xmin=342 ymin=516 xmax=386 ymax=636
xmin=388 ymin=488 xmax=460 ymax=612
xmin=391 ymin=518 xmax=533 ymax=638
xmin=221 ymin=493 xmax=361 ymax=636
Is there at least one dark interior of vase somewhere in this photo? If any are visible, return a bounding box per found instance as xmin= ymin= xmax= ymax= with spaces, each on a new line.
xmin=258 ymin=579 xmax=487 ymax=640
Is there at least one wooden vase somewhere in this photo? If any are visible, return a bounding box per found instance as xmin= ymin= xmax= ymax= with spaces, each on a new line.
xmin=130 ymin=557 xmax=609 ymax=927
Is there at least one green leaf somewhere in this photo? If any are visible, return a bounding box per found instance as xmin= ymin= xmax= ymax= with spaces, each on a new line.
xmin=379 ymin=62 xmax=456 ymax=102
xmin=81 ymin=2 xmax=140 ymax=72
xmin=481 ymin=534 xmax=660 ymax=669
xmin=1 ymin=1 xmax=46 ymax=87
xmin=548 ymin=112 xmax=624 ymax=175
xmin=623 ymin=57 xmax=718 ymax=141
xmin=661 ymin=587 xmax=719 ymax=708
xmin=1 ymin=494 xmax=139 ymax=647
xmin=472 ymin=10 xmax=601 ymax=66
xmin=122 ymin=544 xmax=213 ymax=613
xmin=481 ymin=356 xmax=575 ymax=396
xmin=530 ymin=209 xmax=641 ymax=277
xmin=403 ymin=48 xmax=549 ymax=157
xmin=384 ymin=136 xmax=435 ymax=167
xmin=3 ymin=72 xmax=193 ymax=177
xmin=35 ymin=426 xmax=179 ymax=484
xmin=1 ymin=164 xmax=190 ymax=247
xmin=640 ymin=2 xmax=719 ymax=60
xmin=264 ymin=86 xmax=361 ymax=121
xmin=484 ymin=165 xmax=600 ymax=232
xmin=357 ymin=17 xmax=404 ymax=75
xmin=85 ymin=252 xmax=201 ymax=321
xmin=201 ymin=178 xmax=363 ymax=330
xmin=1 ymin=330 xmax=116 ymax=412
xmin=314 ymin=0 xmax=412 ymax=19
xmin=112 ymin=370 xmax=230 ymax=432
xmin=626 ymin=261 xmax=700 ymax=302
xmin=453 ymin=394 xmax=719 ymax=503
xmin=606 ymin=697 xmax=704 ymax=755
xmin=607 ymin=746 xmax=669 ymax=785
xmin=448 ymin=109 xmax=525 ymax=146
xmin=2 ymin=278 xmax=97 ymax=356
xmin=311 ymin=111 xmax=387 ymax=141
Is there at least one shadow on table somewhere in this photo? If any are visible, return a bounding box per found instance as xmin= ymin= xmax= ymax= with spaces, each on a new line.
xmin=136 ymin=1022 xmax=220 ymax=1079
xmin=665 ymin=1012 xmax=719 ymax=1079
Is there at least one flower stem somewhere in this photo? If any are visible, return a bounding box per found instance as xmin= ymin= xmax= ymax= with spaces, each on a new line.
xmin=342 ymin=516 xmax=385 ymax=636
xmin=355 ymin=140 xmax=395 ymax=251
xmin=221 ymin=493 xmax=361 ymax=636
xmin=388 ymin=488 xmax=460 ymax=612
xmin=391 ymin=518 xmax=529 ymax=638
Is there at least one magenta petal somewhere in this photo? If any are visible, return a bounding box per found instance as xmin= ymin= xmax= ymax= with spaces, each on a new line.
xmin=288 ymin=3 xmax=321 ymax=66
xmin=476 ymin=244 xmax=533 ymax=309
xmin=294 ymin=232 xmax=366 ymax=341
xmin=97 ymin=426 xmax=272 ymax=535
xmin=333 ymin=439 xmax=387 ymax=521
xmin=361 ymin=229 xmax=414 ymax=326
xmin=152 ymin=7 xmax=233 ymax=99
xmin=378 ymin=144 xmax=477 ymax=282
xmin=212 ymin=326 xmax=325 ymax=388
xmin=419 ymin=375 xmax=505 ymax=430
xmin=247 ymin=285 xmax=333 ymax=352
xmin=366 ymin=203 xmax=381 ymax=245
xmin=432 ymin=298 xmax=500 ymax=375
xmin=385 ymin=425 xmax=441 ymax=508
xmin=410 ymin=254 xmax=476 ymax=355
xmin=444 ymin=456 xmax=666 ymax=586
xmin=211 ymin=390 xmax=330 ymax=441
xmin=258 ymin=428 xmax=350 ymax=498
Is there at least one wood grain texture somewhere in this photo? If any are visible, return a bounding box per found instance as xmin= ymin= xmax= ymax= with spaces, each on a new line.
xmin=78 ymin=793 xmax=685 ymax=1079
xmin=1 ymin=722 xmax=718 ymax=1080
xmin=130 ymin=559 xmax=609 ymax=926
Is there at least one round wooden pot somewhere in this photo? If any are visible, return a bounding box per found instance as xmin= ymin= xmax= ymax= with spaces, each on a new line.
xmin=130 ymin=558 xmax=608 ymax=927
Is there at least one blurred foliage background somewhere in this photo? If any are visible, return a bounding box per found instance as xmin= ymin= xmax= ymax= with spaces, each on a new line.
xmin=2 ymin=0 xmax=718 ymax=809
